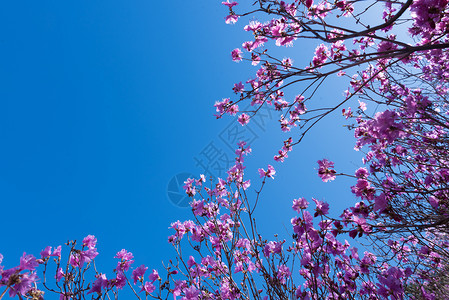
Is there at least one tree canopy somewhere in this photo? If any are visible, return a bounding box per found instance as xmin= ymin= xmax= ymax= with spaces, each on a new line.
xmin=1 ymin=0 xmax=449 ymax=299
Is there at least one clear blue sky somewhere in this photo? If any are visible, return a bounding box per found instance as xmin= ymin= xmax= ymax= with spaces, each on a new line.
xmin=0 ymin=0 xmax=362 ymax=294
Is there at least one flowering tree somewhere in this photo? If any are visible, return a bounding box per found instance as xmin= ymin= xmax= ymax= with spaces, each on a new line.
xmin=1 ymin=0 xmax=449 ymax=299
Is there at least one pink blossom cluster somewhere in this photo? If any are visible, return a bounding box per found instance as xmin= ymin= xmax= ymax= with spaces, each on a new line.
xmin=0 ymin=237 xmax=162 ymax=299
xmin=215 ymin=0 xmax=449 ymax=298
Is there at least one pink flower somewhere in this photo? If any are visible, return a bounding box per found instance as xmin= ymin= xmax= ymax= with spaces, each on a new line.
xmin=228 ymin=104 xmax=239 ymax=115
xmin=183 ymin=285 xmax=200 ymax=300
xmin=251 ymin=53 xmax=260 ymax=65
xmin=377 ymin=39 xmax=398 ymax=53
xmin=82 ymin=235 xmax=97 ymax=249
xmin=277 ymin=265 xmax=291 ymax=284
xmin=233 ymin=81 xmax=244 ymax=93
xmin=358 ymin=100 xmax=367 ymax=111
xmin=292 ymin=198 xmax=309 ymax=212
xmin=312 ymin=44 xmax=329 ymax=67
xmin=19 ymin=253 xmax=38 ymax=271
xmin=317 ymin=159 xmax=336 ymax=182
xmin=238 ymin=113 xmax=250 ymax=125
xmin=258 ymin=165 xmax=275 ymax=179
xmin=56 ymin=268 xmax=64 ymax=282
xmin=271 ymin=21 xmax=295 ymax=46
xmin=264 ymin=241 xmax=283 ymax=257
xmin=69 ymin=254 xmax=80 ymax=267
xmin=115 ymin=249 xmax=133 ymax=261
xmin=222 ymin=1 xmax=238 ymax=8
xmin=148 ymin=269 xmax=160 ymax=282
xmin=312 ymin=198 xmax=330 ymax=217
xmin=244 ymin=20 xmax=262 ymax=32
xmin=187 ymin=256 xmax=196 ymax=268
xmin=79 ymin=248 xmax=98 ymax=266
xmin=115 ymin=271 xmax=126 ymax=289
xmin=115 ymin=249 xmax=134 ymax=272
xmin=374 ymin=193 xmax=387 ymax=212
xmin=355 ymin=167 xmax=369 ymax=178
xmin=40 ymin=246 xmax=52 ymax=259
xmin=342 ymin=107 xmax=352 ymax=119
xmin=194 ymin=174 xmax=206 ymax=186
xmin=242 ymin=180 xmax=251 ymax=189
xmin=88 ymin=274 xmax=107 ymax=295
xmin=51 ymin=246 xmax=62 ymax=258
xmin=132 ymin=265 xmax=148 ymax=284
xmin=225 ymin=14 xmax=239 ymax=24
xmin=183 ymin=178 xmax=196 ymax=197
xmin=214 ymin=98 xmax=230 ymax=115
xmin=351 ymin=178 xmax=375 ymax=200
xmin=8 ymin=272 xmax=37 ymax=297
xmin=141 ymin=281 xmax=156 ymax=294
xmin=282 ymin=58 xmax=293 ymax=69
xmin=231 ymin=48 xmax=243 ymax=62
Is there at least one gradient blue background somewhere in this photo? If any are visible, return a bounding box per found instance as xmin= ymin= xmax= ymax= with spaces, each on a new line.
xmin=0 ymin=0 xmax=362 ymax=296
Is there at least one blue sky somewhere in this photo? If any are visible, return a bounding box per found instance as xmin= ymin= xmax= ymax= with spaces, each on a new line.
xmin=0 ymin=0 xmax=363 ymax=295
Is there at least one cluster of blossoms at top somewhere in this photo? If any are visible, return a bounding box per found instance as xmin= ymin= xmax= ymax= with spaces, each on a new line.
xmin=216 ymin=0 xmax=449 ymax=146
